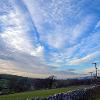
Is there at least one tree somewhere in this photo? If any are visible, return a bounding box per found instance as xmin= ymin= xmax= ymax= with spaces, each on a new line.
xmin=47 ymin=75 xmax=56 ymax=89
xmin=0 ymin=79 xmax=9 ymax=90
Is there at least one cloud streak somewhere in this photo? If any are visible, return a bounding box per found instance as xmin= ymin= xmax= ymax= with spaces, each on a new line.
xmin=68 ymin=51 xmax=100 ymax=65
xmin=0 ymin=0 xmax=100 ymax=78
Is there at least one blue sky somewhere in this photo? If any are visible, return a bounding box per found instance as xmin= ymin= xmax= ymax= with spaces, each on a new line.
xmin=0 ymin=0 xmax=100 ymax=78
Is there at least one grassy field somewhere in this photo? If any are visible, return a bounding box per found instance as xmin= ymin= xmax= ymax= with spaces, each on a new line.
xmin=96 ymin=94 xmax=100 ymax=100
xmin=0 ymin=85 xmax=85 ymax=100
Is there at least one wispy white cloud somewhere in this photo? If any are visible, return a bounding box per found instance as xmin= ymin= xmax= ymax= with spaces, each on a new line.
xmin=68 ymin=51 xmax=100 ymax=65
xmin=95 ymin=20 xmax=100 ymax=29
xmin=23 ymin=0 xmax=83 ymax=48
xmin=0 ymin=59 xmax=48 ymax=78
xmin=0 ymin=3 xmax=44 ymax=57
xmin=70 ymin=15 xmax=96 ymax=43
xmin=0 ymin=0 xmax=100 ymax=78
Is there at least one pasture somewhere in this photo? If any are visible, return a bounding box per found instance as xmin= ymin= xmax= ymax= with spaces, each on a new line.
xmin=96 ymin=95 xmax=100 ymax=100
xmin=0 ymin=86 xmax=85 ymax=100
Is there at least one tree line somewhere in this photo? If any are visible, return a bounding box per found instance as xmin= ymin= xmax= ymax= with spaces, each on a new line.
xmin=0 ymin=74 xmax=100 ymax=95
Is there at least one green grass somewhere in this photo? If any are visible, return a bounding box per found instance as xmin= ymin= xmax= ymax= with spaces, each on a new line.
xmin=96 ymin=94 xmax=100 ymax=100
xmin=0 ymin=85 xmax=85 ymax=100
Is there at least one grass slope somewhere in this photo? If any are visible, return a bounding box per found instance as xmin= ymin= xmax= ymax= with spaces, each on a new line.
xmin=0 ymin=86 xmax=84 ymax=100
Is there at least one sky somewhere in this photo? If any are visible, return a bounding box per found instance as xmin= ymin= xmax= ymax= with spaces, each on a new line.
xmin=0 ymin=0 xmax=100 ymax=79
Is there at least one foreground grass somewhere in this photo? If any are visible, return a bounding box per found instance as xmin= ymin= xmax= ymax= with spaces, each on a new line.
xmin=0 ymin=85 xmax=86 ymax=100
xmin=96 ymin=94 xmax=100 ymax=100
